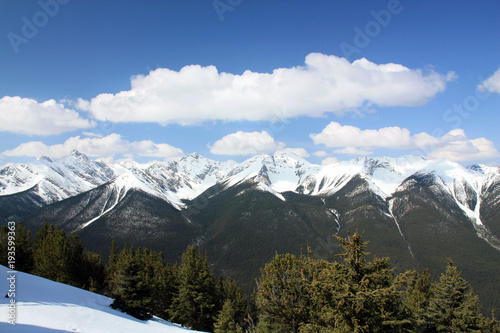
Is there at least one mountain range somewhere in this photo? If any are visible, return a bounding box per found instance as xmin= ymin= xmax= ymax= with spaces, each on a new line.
xmin=1 ymin=150 xmax=500 ymax=313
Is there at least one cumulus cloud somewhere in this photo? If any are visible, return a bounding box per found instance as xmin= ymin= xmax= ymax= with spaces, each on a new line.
xmin=310 ymin=122 xmax=414 ymax=149
xmin=81 ymin=53 xmax=455 ymax=125
xmin=313 ymin=151 xmax=329 ymax=157
xmin=210 ymin=131 xmax=285 ymax=156
xmin=321 ymin=157 xmax=339 ymax=165
xmin=0 ymin=96 xmax=94 ymax=135
xmin=426 ymin=129 xmax=500 ymax=162
xmin=2 ymin=134 xmax=184 ymax=161
xmin=311 ymin=122 xmax=499 ymax=162
xmin=478 ymin=67 xmax=500 ymax=94
xmin=334 ymin=147 xmax=374 ymax=155
xmin=275 ymin=147 xmax=310 ymax=158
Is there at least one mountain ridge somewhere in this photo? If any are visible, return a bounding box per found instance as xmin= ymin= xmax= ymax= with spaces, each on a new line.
xmin=2 ymin=150 xmax=500 ymax=313
xmin=1 ymin=151 xmax=499 ymax=245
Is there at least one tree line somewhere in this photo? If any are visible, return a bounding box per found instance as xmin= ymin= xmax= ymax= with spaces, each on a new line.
xmin=1 ymin=223 xmax=499 ymax=332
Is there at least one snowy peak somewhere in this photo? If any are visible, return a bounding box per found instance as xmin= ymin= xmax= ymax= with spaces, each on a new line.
xmin=296 ymin=155 xmax=492 ymax=200
xmin=220 ymin=152 xmax=320 ymax=194
xmin=1 ymin=151 xmax=499 ymax=232
xmin=0 ymin=151 xmax=115 ymax=202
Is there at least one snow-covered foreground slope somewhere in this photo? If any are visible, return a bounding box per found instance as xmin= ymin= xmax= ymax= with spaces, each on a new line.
xmin=0 ymin=265 xmax=204 ymax=333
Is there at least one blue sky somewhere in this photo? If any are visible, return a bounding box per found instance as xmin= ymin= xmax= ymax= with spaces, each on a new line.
xmin=0 ymin=0 xmax=499 ymax=166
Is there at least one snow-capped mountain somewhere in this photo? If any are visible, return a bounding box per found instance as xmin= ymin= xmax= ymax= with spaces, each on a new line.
xmin=0 ymin=150 xmax=115 ymax=204
xmin=1 ymin=151 xmax=499 ymax=229
xmin=3 ymin=151 xmax=500 ymax=314
xmin=219 ymin=152 xmax=321 ymax=200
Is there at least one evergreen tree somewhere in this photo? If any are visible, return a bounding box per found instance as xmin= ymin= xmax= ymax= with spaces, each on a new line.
xmin=170 ymin=245 xmax=217 ymax=331
xmin=319 ymin=230 xmax=407 ymax=332
xmin=111 ymin=246 xmax=153 ymax=320
xmin=106 ymin=240 xmax=119 ymax=296
xmin=402 ymin=269 xmax=433 ymax=332
xmin=216 ymin=276 xmax=247 ymax=328
xmin=81 ymin=250 xmax=106 ymax=292
xmin=8 ymin=222 xmax=33 ymax=272
xmin=0 ymin=225 xmax=8 ymax=266
xmin=138 ymin=248 xmax=177 ymax=319
xmin=66 ymin=235 xmax=86 ymax=285
xmin=256 ymin=251 xmax=331 ymax=332
xmin=214 ymin=299 xmax=243 ymax=333
xmin=428 ymin=260 xmax=486 ymax=332
xmin=151 ymin=262 xmax=178 ymax=320
xmin=256 ymin=253 xmax=309 ymax=332
xmin=33 ymin=224 xmax=71 ymax=283
xmin=0 ymin=224 xmax=30 ymax=269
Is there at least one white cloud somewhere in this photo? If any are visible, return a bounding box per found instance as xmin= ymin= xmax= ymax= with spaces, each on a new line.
xmin=82 ymin=132 xmax=103 ymax=138
xmin=334 ymin=147 xmax=374 ymax=155
xmin=81 ymin=53 xmax=454 ymax=125
xmin=275 ymin=147 xmax=310 ymax=158
xmin=313 ymin=150 xmax=329 ymax=157
xmin=210 ymin=131 xmax=285 ymax=156
xmin=426 ymin=129 xmax=500 ymax=162
xmin=0 ymin=96 xmax=94 ymax=135
xmin=478 ymin=67 xmax=500 ymax=94
xmin=321 ymin=157 xmax=339 ymax=165
xmin=2 ymin=134 xmax=184 ymax=161
xmin=310 ymin=122 xmax=413 ymax=149
xmin=311 ymin=122 xmax=499 ymax=162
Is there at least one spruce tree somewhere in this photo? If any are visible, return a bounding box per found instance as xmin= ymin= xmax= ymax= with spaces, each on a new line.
xmin=214 ymin=299 xmax=243 ymax=333
xmin=0 ymin=225 xmax=8 ymax=266
xmin=256 ymin=251 xmax=331 ymax=332
xmin=33 ymin=224 xmax=71 ymax=283
xmin=322 ymin=230 xmax=406 ymax=332
xmin=428 ymin=260 xmax=486 ymax=332
xmin=106 ymin=240 xmax=120 ymax=296
xmin=0 ymin=225 xmax=29 ymax=269
xmin=402 ymin=269 xmax=433 ymax=332
xmin=13 ymin=222 xmax=33 ymax=272
xmin=111 ymin=246 xmax=153 ymax=320
xmin=170 ymin=245 xmax=217 ymax=331
xmin=216 ymin=276 xmax=247 ymax=328
xmin=256 ymin=253 xmax=310 ymax=332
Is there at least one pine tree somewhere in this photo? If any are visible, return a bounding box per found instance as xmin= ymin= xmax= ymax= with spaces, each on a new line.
xmin=402 ymin=269 xmax=433 ymax=332
xmin=255 ymin=251 xmax=331 ymax=332
xmin=13 ymin=222 xmax=33 ymax=272
xmin=66 ymin=235 xmax=86 ymax=286
xmin=214 ymin=299 xmax=243 ymax=333
xmin=33 ymin=224 xmax=71 ymax=283
xmin=0 ymin=224 xmax=29 ymax=269
xmin=256 ymin=253 xmax=310 ymax=332
xmin=322 ymin=230 xmax=406 ymax=332
xmin=216 ymin=276 xmax=247 ymax=328
xmin=170 ymin=246 xmax=217 ymax=331
xmin=81 ymin=250 xmax=106 ymax=292
xmin=151 ymin=262 xmax=178 ymax=320
xmin=106 ymin=240 xmax=119 ymax=296
xmin=428 ymin=260 xmax=486 ymax=332
xmin=0 ymin=225 xmax=8 ymax=266
xmin=110 ymin=246 xmax=153 ymax=320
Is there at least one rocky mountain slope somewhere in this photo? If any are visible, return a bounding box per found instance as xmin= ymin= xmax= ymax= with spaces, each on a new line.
xmin=2 ymin=151 xmax=500 ymax=313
